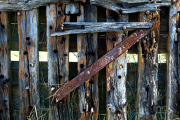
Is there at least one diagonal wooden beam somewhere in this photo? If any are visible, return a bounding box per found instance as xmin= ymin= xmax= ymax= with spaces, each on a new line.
xmin=55 ymin=29 xmax=150 ymax=102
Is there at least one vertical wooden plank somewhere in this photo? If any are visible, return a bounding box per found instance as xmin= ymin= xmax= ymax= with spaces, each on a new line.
xmin=106 ymin=10 xmax=128 ymax=120
xmin=136 ymin=11 xmax=160 ymax=119
xmin=0 ymin=12 xmax=10 ymax=120
xmin=77 ymin=2 xmax=98 ymax=120
xmin=47 ymin=3 xmax=70 ymax=120
xmin=18 ymin=9 xmax=39 ymax=120
xmin=166 ymin=1 xmax=180 ymax=119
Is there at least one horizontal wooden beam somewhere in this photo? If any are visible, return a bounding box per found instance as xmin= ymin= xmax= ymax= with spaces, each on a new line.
xmin=0 ymin=0 xmax=84 ymax=11
xmin=55 ymin=29 xmax=150 ymax=102
xmin=51 ymin=22 xmax=152 ymax=36
xmin=90 ymin=0 xmax=170 ymax=3
xmin=90 ymin=1 xmax=170 ymax=13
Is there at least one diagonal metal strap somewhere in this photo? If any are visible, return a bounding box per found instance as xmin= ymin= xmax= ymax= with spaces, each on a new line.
xmin=55 ymin=29 xmax=150 ymax=102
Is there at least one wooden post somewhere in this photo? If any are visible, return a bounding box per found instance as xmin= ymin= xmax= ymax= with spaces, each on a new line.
xmin=18 ymin=9 xmax=39 ymax=120
xmin=166 ymin=1 xmax=180 ymax=119
xmin=46 ymin=3 xmax=70 ymax=120
xmin=77 ymin=2 xmax=98 ymax=120
xmin=0 ymin=12 xmax=10 ymax=120
xmin=106 ymin=10 xmax=128 ymax=120
xmin=136 ymin=11 xmax=160 ymax=119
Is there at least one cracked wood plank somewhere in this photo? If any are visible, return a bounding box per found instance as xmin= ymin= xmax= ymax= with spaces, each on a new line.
xmin=136 ymin=11 xmax=160 ymax=120
xmin=0 ymin=12 xmax=10 ymax=120
xmin=51 ymin=22 xmax=152 ymax=36
xmin=0 ymin=0 xmax=85 ymax=11
xmin=166 ymin=1 xmax=180 ymax=119
xmin=90 ymin=0 xmax=170 ymax=14
xmin=77 ymin=2 xmax=98 ymax=120
xmin=106 ymin=10 xmax=128 ymax=120
xmin=18 ymin=9 xmax=39 ymax=120
xmin=46 ymin=3 xmax=70 ymax=120
xmin=56 ymin=29 xmax=150 ymax=102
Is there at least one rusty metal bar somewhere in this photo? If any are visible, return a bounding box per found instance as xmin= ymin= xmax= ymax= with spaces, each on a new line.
xmin=55 ymin=29 xmax=150 ymax=102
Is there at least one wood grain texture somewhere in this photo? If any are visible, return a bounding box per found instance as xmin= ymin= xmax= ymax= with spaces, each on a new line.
xmin=166 ymin=1 xmax=180 ymax=119
xmin=90 ymin=1 xmax=170 ymax=14
xmin=46 ymin=3 xmax=70 ymax=120
xmin=106 ymin=10 xmax=128 ymax=120
xmin=51 ymin=22 xmax=152 ymax=36
xmin=136 ymin=11 xmax=160 ymax=120
xmin=18 ymin=9 xmax=39 ymax=120
xmin=77 ymin=2 xmax=98 ymax=120
xmin=0 ymin=12 xmax=10 ymax=120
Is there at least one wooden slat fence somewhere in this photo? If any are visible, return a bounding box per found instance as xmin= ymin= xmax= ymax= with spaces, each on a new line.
xmin=0 ymin=0 xmax=179 ymax=120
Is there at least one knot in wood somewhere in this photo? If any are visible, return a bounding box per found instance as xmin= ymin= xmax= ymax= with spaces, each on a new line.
xmin=107 ymin=104 xmax=116 ymax=113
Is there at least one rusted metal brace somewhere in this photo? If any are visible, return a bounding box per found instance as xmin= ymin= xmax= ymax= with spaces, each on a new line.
xmin=55 ymin=29 xmax=150 ymax=102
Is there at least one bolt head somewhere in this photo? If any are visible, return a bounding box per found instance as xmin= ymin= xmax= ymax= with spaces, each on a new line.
xmin=146 ymin=10 xmax=150 ymax=15
xmin=87 ymin=71 xmax=90 ymax=75
xmin=17 ymin=12 xmax=21 ymax=16
xmin=122 ymin=26 xmax=126 ymax=30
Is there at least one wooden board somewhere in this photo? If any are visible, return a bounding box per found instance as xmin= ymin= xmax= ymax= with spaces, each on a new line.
xmin=46 ymin=3 xmax=70 ymax=120
xmin=106 ymin=10 xmax=128 ymax=120
xmin=0 ymin=12 xmax=10 ymax=120
xmin=136 ymin=11 xmax=160 ymax=119
xmin=18 ymin=9 xmax=39 ymax=119
xmin=77 ymin=2 xmax=98 ymax=120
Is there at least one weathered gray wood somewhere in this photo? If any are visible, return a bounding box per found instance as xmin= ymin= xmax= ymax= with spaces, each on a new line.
xmin=51 ymin=22 xmax=152 ymax=36
xmin=91 ymin=0 xmax=170 ymax=3
xmin=166 ymin=1 xmax=180 ymax=119
xmin=18 ymin=9 xmax=39 ymax=119
xmin=46 ymin=4 xmax=70 ymax=120
xmin=0 ymin=12 xmax=10 ymax=120
xmin=65 ymin=2 xmax=80 ymax=15
xmin=77 ymin=2 xmax=98 ymax=120
xmin=90 ymin=1 xmax=170 ymax=14
xmin=106 ymin=10 xmax=128 ymax=120
xmin=136 ymin=11 xmax=160 ymax=119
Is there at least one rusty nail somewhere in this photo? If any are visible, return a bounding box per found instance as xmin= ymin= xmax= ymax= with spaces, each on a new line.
xmin=145 ymin=10 xmax=150 ymax=15
xmin=122 ymin=26 xmax=126 ymax=30
xmin=177 ymin=28 xmax=180 ymax=33
xmin=17 ymin=12 xmax=21 ymax=16
xmin=87 ymin=71 xmax=90 ymax=75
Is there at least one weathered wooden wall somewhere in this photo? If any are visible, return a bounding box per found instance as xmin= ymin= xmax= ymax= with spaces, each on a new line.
xmin=0 ymin=0 xmax=179 ymax=120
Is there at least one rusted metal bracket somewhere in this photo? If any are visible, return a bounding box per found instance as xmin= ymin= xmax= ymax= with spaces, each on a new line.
xmin=55 ymin=29 xmax=150 ymax=102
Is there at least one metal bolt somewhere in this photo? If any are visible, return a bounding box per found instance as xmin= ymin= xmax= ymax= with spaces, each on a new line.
xmin=25 ymin=86 xmax=29 ymax=90
xmin=17 ymin=12 xmax=21 ymax=16
xmin=51 ymin=86 xmax=56 ymax=92
xmin=91 ymin=107 xmax=94 ymax=112
xmin=61 ymin=24 xmax=64 ymax=30
xmin=87 ymin=71 xmax=90 ymax=75
xmin=146 ymin=10 xmax=150 ymax=15
xmin=122 ymin=26 xmax=126 ymax=30
xmin=177 ymin=28 xmax=180 ymax=33
xmin=30 ymin=63 xmax=34 ymax=67
xmin=143 ymin=40 xmax=146 ymax=44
